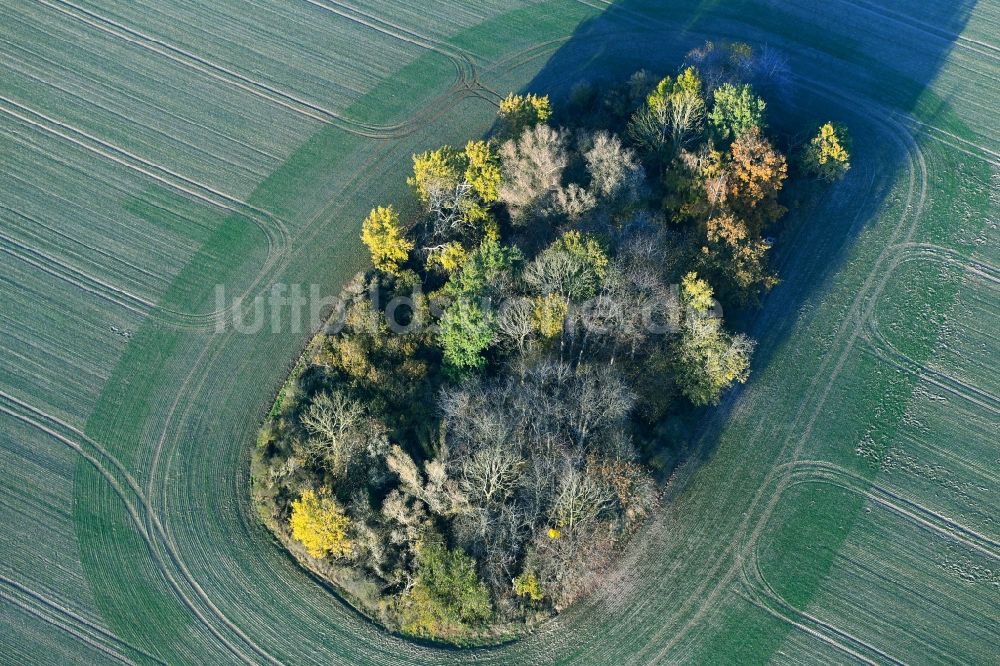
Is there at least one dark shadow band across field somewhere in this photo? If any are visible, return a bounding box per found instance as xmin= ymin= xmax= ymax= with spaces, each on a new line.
xmin=457 ymin=0 xmax=985 ymax=662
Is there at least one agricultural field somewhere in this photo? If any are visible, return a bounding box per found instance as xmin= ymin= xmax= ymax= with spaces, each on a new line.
xmin=0 ymin=0 xmax=996 ymax=664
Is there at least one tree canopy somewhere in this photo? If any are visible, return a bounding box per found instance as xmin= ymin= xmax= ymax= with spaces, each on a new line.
xmin=803 ymin=122 xmax=851 ymax=181
xmin=708 ymin=82 xmax=766 ymax=145
xmin=361 ymin=206 xmax=412 ymax=275
xmin=289 ymin=490 xmax=352 ymax=559
xmin=256 ymin=42 xmax=848 ymax=643
xmin=497 ymin=92 xmax=553 ymax=138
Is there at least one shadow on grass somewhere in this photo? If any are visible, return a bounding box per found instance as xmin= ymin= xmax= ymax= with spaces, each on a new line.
xmin=510 ymin=0 xmax=979 ymax=474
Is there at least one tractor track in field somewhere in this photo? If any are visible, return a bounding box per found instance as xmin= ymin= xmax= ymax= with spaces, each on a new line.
xmin=578 ymin=0 xmax=1000 ymax=65
xmin=736 ymin=576 xmax=897 ymax=666
xmin=301 ymin=0 xmax=479 ymax=72
xmin=118 ymin=37 xmax=548 ymax=654
xmin=885 ymin=242 xmax=1000 ymax=286
xmin=133 ymin=129 xmax=436 ymax=666
xmin=866 ymin=338 xmax=1000 ymax=418
xmin=858 ymin=243 xmax=1000 ymax=416
xmin=127 ymin=33 xmax=920 ymax=656
xmin=0 ymin=48 xmax=275 ymax=186
xmin=769 ymin=460 xmax=1000 ymax=562
xmin=0 ymin=575 xmax=164 ymax=666
xmin=1 ymin=125 xmax=305 ymax=335
xmin=32 ymin=0 xmax=487 ymax=141
xmin=0 ymin=24 xmax=504 ymax=334
xmin=532 ymin=77 xmax=885 ymax=662
xmin=0 ymin=95 xmax=292 ymax=253
xmin=0 ymin=22 xmax=618 ymax=344
xmin=568 ymin=0 xmax=1000 ymax=167
xmin=736 ymin=458 xmax=1000 ymax=665
xmin=6 ymin=2 xmax=990 ymax=661
xmin=0 ymin=201 xmax=171 ymax=289
xmin=628 ymin=82 xmax=930 ymax=663
xmin=53 ymin=43 xmax=497 ymax=658
xmin=830 ymin=0 xmax=1000 ymax=62
xmin=890 ymin=112 xmax=1000 ymax=166
xmin=0 ymin=37 xmax=284 ymax=166
xmin=0 ymin=227 xmax=158 ymax=310
xmin=0 ymin=391 xmax=282 ymax=665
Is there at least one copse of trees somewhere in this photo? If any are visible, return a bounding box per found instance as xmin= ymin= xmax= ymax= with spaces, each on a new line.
xmin=253 ymin=40 xmax=849 ymax=644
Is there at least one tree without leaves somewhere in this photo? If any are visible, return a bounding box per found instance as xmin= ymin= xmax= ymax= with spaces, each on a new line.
xmin=498 ymin=124 xmax=569 ymax=224
xmin=566 ymin=250 xmax=681 ymax=365
xmin=583 ymin=131 xmax=646 ymax=210
xmin=495 ymin=296 xmax=535 ymax=353
xmin=300 ymin=391 xmax=374 ymax=475
xmin=459 ymin=438 xmax=524 ymax=506
xmin=684 ymin=40 xmax=755 ymax=95
xmin=550 ymin=182 xmax=596 ymax=222
xmin=550 ymin=462 xmax=615 ymax=532
xmin=527 ymin=520 xmax=616 ymax=610
xmin=386 ymin=445 xmax=469 ymax=517
xmin=628 ymin=76 xmax=672 ymax=155
xmin=565 ymin=365 xmax=636 ymax=452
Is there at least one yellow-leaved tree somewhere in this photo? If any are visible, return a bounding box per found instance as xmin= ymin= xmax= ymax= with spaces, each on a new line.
xmin=498 ymin=93 xmax=552 ymax=138
xmin=532 ymin=293 xmax=568 ymax=338
xmin=407 ymin=146 xmax=463 ymax=205
xmin=802 ymin=122 xmax=851 ymax=182
xmin=681 ymin=271 xmax=715 ymax=313
xmin=513 ymin=571 xmax=544 ymax=602
xmin=425 ymin=241 xmax=468 ymax=274
xmin=409 ymin=143 xmax=499 ymax=233
xmin=361 ymin=205 xmax=413 ymax=275
xmin=463 ymin=140 xmax=501 ymax=203
xmin=289 ymin=489 xmax=352 ymax=559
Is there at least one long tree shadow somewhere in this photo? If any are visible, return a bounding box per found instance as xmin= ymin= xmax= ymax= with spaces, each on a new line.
xmin=505 ymin=0 xmax=980 ymax=474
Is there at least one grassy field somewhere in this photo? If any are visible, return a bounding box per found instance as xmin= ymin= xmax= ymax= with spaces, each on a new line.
xmin=0 ymin=0 xmax=996 ymax=663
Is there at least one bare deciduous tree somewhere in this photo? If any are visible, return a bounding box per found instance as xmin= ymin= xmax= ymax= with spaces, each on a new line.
xmin=498 ymin=124 xmax=568 ymax=224
xmin=550 ymin=463 xmax=615 ymax=532
xmin=460 ymin=440 xmax=524 ymax=506
xmin=583 ymin=131 xmax=645 ymax=207
xmin=387 ymin=445 xmax=469 ymax=517
xmin=300 ymin=391 xmax=372 ymax=474
xmin=550 ymin=182 xmax=596 ymax=221
xmin=496 ymin=296 xmax=535 ymax=353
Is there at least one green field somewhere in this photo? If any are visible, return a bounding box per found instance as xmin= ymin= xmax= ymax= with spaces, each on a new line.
xmin=1 ymin=0 xmax=997 ymax=663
